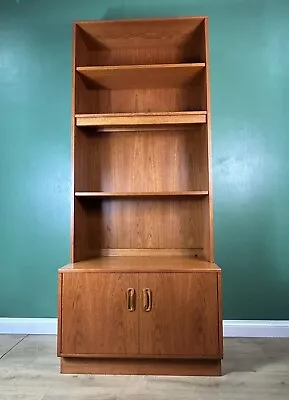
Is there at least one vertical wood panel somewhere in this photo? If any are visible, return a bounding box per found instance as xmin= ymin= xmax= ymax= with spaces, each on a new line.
xmin=204 ymin=18 xmax=214 ymax=262
xmin=62 ymin=273 xmax=139 ymax=355
xmin=71 ymin=24 xmax=77 ymax=263
xmin=217 ymin=273 xmax=223 ymax=356
xmin=57 ymin=273 xmax=63 ymax=356
xmin=73 ymin=198 xmax=91 ymax=261
xmin=139 ymin=272 xmax=219 ymax=357
xmin=84 ymin=198 xmax=205 ymax=254
xmin=74 ymin=128 xmax=208 ymax=193
xmin=77 ymin=83 xmax=206 ymax=114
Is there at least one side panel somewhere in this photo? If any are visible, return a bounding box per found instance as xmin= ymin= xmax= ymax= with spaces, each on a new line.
xmin=204 ymin=18 xmax=214 ymax=261
xmin=57 ymin=273 xmax=63 ymax=356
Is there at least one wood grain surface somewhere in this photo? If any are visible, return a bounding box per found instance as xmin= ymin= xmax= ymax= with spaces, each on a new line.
xmin=75 ymin=111 xmax=207 ymax=126
xmin=76 ymin=17 xmax=206 ymax=66
xmin=61 ymin=357 xmax=221 ymax=376
xmin=203 ymin=18 xmax=214 ymax=262
xmin=77 ymin=17 xmax=205 ymax=48
xmin=59 ymin=256 xmax=221 ymax=272
xmin=75 ymin=191 xmax=209 ymax=197
xmin=65 ymin=16 xmax=222 ymax=376
xmin=139 ymin=272 xmax=220 ymax=357
xmin=61 ymin=273 xmax=138 ymax=356
xmin=72 ymin=197 xmax=206 ymax=258
xmin=77 ymin=64 xmax=205 ymax=90
xmin=74 ymin=127 xmax=208 ymax=193
xmin=75 ymin=85 xmax=207 ymax=114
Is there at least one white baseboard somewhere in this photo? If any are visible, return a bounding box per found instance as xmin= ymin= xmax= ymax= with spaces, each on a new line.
xmin=224 ymin=320 xmax=289 ymax=338
xmin=0 ymin=318 xmax=288 ymax=337
xmin=0 ymin=318 xmax=57 ymax=335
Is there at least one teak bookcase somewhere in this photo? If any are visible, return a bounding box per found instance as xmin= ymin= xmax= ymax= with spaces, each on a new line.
xmin=58 ymin=16 xmax=223 ymax=376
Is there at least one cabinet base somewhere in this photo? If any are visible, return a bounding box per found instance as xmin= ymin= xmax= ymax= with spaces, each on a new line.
xmin=61 ymin=358 xmax=221 ymax=376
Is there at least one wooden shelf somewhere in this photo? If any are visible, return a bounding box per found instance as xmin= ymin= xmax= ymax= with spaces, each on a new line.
xmin=75 ymin=191 xmax=209 ymax=198
xmin=59 ymin=256 xmax=220 ymax=273
xmin=77 ymin=63 xmax=205 ymax=89
xmin=77 ymin=17 xmax=206 ymax=49
xmin=75 ymin=111 xmax=207 ymax=127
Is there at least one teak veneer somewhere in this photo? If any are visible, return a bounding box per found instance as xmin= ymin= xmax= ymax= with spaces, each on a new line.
xmin=58 ymin=16 xmax=223 ymax=377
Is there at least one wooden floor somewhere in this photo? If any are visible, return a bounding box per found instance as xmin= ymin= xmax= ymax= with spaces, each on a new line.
xmin=0 ymin=335 xmax=289 ymax=399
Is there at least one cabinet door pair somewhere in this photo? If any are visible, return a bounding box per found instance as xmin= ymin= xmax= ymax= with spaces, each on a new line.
xmin=60 ymin=272 xmax=220 ymax=358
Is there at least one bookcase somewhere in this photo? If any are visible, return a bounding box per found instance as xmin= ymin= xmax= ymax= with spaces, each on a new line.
xmin=58 ymin=16 xmax=223 ymax=376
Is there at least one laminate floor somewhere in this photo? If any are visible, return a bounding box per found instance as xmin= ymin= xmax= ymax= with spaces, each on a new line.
xmin=0 ymin=335 xmax=288 ymax=399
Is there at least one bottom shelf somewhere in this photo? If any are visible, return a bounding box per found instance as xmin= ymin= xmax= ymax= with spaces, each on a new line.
xmin=59 ymin=254 xmax=220 ymax=272
xmin=74 ymin=196 xmax=210 ymax=259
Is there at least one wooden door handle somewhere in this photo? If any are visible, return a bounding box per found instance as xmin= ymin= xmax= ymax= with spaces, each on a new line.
xmin=143 ymin=288 xmax=152 ymax=312
xmin=127 ymin=288 xmax=136 ymax=312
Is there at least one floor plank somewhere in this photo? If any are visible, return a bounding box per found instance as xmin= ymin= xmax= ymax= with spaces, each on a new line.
xmin=0 ymin=335 xmax=26 ymax=358
xmin=0 ymin=336 xmax=288 ymax=400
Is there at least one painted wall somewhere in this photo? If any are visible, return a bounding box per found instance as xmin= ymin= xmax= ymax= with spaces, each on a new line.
xmin=0 ymin=0 xmax=288 ymax=319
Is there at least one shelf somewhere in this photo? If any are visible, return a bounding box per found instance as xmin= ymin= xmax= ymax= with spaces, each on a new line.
xmin=75 ymin=191 xmax=209 ymax=198
xmin=76 ymin=63 xmax=205 ymax=89
xmin=77 ymin=17 xmax=205 ymax=49
xmin=75 ymin=111 xmax=207 ymax=127
xmin=59 ymin=256 xmax=220 ymax=273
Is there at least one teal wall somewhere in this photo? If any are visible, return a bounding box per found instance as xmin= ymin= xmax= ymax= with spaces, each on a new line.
xmin=0 ymin=0 xmax=288 ymax=319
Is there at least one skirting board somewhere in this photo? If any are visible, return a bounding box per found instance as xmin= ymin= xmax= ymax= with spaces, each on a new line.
xmin=0 ymin=319 xmax=289 ymax=337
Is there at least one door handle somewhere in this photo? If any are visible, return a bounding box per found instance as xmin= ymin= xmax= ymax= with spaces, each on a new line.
xmin=127 ymin=288 xmax=136 ymax=312
xmin=143 ymin=288 xmax=152 ymax=312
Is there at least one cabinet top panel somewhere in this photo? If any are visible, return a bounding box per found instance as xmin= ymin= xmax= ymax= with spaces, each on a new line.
xmin=75 ymin=16 xmax=206 ymax=49
xmin=59 ymin=256 xmax=220 ymax=273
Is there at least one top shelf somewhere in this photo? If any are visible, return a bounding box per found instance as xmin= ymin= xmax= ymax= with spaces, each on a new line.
xmin=77 ymin=63 xmax=205 ymax=90
xmin=77 ymin=17 xmax=206 ymax=49
xmin=75 ymin=17 xmax=207 ymax=67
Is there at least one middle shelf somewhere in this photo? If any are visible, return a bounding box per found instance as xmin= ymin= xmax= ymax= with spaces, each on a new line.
xmin=76 ymin=63 xmax=205 ymax=90
xmin=75 ymin=111 xmax=207 ymax=127
xmin=75 ymin=63 xmax=207 ymax=115
xmin=74 ymin=124 xmax=209 ymax=194
xmin=75 ymin=191 xmax=209 ymax=197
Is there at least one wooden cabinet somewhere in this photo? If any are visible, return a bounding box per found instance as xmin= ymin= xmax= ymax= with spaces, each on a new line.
xmin=58 ymin=16 xmax=223 ymax=376
xmin=60 ymin=271 xmax=220 ymax=359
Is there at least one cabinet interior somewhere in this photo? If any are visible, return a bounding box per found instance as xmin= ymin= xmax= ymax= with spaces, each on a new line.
xmin=75 ymin=18 xmax=206 ymax=66
xmin=74 ymin=196 xmax=210 ymax=260
xmin=74 ymin=126 xmax=208 ymax=192
xmin=75 ymin=69 xmax=207 ymax=114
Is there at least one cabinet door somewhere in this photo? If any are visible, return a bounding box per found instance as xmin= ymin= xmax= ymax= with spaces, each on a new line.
xmin=139 ymin=272 xmax=220 ymax=357
xmin=61 ymin=272 xmax=138 ymax=356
